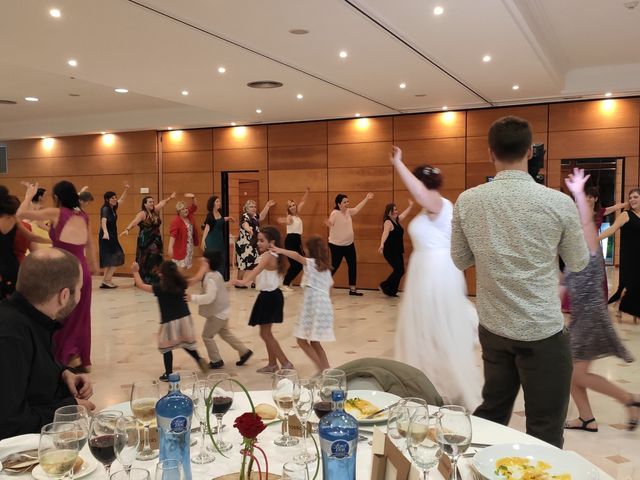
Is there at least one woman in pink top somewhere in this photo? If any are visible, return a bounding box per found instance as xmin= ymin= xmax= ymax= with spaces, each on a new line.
xmin=325 ymin=192 xmax=373 ymax=296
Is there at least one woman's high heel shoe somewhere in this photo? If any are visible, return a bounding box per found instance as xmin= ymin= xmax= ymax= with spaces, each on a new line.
xmin=626 ymin=396 xmax=640 ymax=431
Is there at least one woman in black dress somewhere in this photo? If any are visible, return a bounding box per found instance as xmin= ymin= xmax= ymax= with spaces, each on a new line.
xmin=99 ymin=185 xmax=128 ymax=288
xmin=599 ymin=188 xmax=640 ymax=323
xmin=0 ymin=189 xmax=20 ymax=298
xmin=378 ymin=200 xmax=413 ymax=297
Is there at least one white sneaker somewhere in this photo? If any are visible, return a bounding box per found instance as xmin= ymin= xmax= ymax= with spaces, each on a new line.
xmin=281 ymin=285 xmax=293 ymax=292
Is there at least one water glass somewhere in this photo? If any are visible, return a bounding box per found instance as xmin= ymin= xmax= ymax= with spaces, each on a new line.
xmin=130 ymin=380 xmax=159 ymax=460
xmin=111 ymin=468 xmax=150 ymax=480
xmin=282 ymin=461 xmax=310 ymax=480
xmin=435 ymin=405 xmax=472 ymax=480
xmin=321 ymin=368 xmax=347 ymax=396
xmin=191 ymin=380 xmax=215 ymax=464
xmin=293 ymin=378 xmax=316 ymax=463
xmin=387 ymin=397 xmax=428 ymax=451
xmin=207 ymin=373 xmax=234 ymax=453
xmin=38 ymin=422 xmax=80 ymax=480
xmin=154 ymin=459 xmax=184 ymax=480
xmin=114 ymin=416 xmax=140 ymax=473
xmin=53 ymin=405 xmax=90 ymax=451
xmin=272 ymin=369 xmax=300 ymax=447
xmin=407 ymin=413 xmax=442 ymax=480
xmin=88 ymin=411 xmax=123 ymax=477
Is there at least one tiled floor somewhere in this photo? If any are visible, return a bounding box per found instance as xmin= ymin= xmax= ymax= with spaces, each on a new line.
xmin=88 ymin=273 xmax=640 ymax=478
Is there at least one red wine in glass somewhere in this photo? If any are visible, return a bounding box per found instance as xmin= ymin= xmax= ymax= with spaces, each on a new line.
xmin=89 ymin=434 xmax=116 ymax=465
xmin=211 ymin=396 xmax=233 ymax=415
xmin=313 ymin=401 xmax=332 ymax=419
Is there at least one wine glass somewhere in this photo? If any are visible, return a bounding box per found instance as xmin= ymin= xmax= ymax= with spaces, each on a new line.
xmin=154 ymin=459 xmax=183 ymax=480
xmin=178 ymin=371 xmax=198 ymax=399
xmin=272 ymin=369 xmax=300 ymax=447
xmin=387 ymin=397 xmax=428 ymax=451
xmin=38 ymin=422 xmax=80 ymax=480
xmin=53 ymin=405 xmax=90 ymax=451
xmin=191 ymin=380 xmax=215 ymax=464
xmin=207 ymin=373 xmax=234 ymax=453
xmin=88 ymin=411 xmax=123 ymax=477
xmin=130 ymin=380 xmax=159 ymax=460
xmin=111 ymin=468 xmax=150 ymax=480
xmin=114 ymin=416 xmax=140 ymax=474
xmin=407 ymin=413 xmax=442 ymax=480
xmin=282 ymin=461 xmax=310 ymax=480
xmin=293 ymin=378 xmax=316 ymax=463
xmin=321 ymin=368 xmax=347 ymax=396
xmin=435 ymin=405 xmax=472 ymax=480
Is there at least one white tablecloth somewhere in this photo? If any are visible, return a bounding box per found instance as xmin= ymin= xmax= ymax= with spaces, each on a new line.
xmin=0 ymin=390 xmax=612 ymax=480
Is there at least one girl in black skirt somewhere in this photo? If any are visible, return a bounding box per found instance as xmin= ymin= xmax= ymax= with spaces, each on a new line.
xmin=378 ymin=200 xmax=413 ymax=296
xmin=278 ymin=187 xmax=309 ymax=291
xmin=231 ymin=226 xmax=294 ymax=373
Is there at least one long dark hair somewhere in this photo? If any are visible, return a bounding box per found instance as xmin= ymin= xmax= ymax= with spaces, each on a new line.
xmin=103 ymin=191 xmax=117 ymax=206
xmin=202 ymin=250 xmax=223 ymax=272
xmin=204 ymin=195 xmax=220 ymax=227
xmin=585 ymin=186 xmax=602 ymax=213
xmin=334 ymin=193 xmax=347 ymax=210
xmin=260 ymin=226 xmax=287 ymax=275
xmin=53 ymin=181 xmax=81 ymax=210
xmin=158 ymin=261 xmax=187 ymax=295
xmin=0 ymin=193 xmax=19 ymax=216
xmin=383 ymin=203 xmax=396 ymax=223
xmin=305 ymin=235 xmax=330 ymax=272
xmin=141 ymin=196 xmax=154 ymax=212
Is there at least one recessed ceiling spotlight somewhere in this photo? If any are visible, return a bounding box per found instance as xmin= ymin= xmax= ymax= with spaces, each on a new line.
xmin=355 ymin=113 xmax=361 ymax=117
xmin=217 ymin=66 xmax=226 ymax=74
xmin=256 ymin=108 xmax=262 ymax=114
xmin=167 ymin=127 xmax=173 ymax=130
xmin=339 ymin=51 xmax=348 ymax=58
xmin=25 ymin=97 xmax=39 ymax=102
xmin=181 ymin=90 xmax=189 ymax=96
xmin=482 ymin=55 xmax=492 ymax=63
xmin=231 ymin=122 xmax=237 ymax=126
xmin=100 ymin=132 xmax=106 ymax=135
xmin=289 ymin=28 xmax=309 ymax=35
xmin=67 ymin=59 xmax=77 ymax=67
xmin=442 ymin=106 xmax=448 ymax=110
xmin=605 ymin=92 xmax=613 ymax=97
xmin=247 ymin=81 xmax=283 ymax=89
xmin=399 ymin=83 xmax=407 ymax=89
xmin=49 ymin=8 xmax=61 ymax=18
xmin=296 ymin=93 xmax=304 ymax=99
xmin=512 ymin=84 xmax=520 ymax=90
xmin=114 ymin=88 xmax=128 ymax=93
xmin=433 ymin=6 xmax=444 ymax=15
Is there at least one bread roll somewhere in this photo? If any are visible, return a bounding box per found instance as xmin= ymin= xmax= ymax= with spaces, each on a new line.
xmin=255 ymin=403 xmax=277 ymax=420
xmin=72 ymin=456 xmax=85 ymax=474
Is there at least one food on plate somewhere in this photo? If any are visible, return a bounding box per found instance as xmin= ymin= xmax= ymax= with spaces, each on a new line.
xmin=345 ymin=397 xmax=380 ymax=419
xmin=494 ymin=456 xmax=571 ymax=479
xmin=255 ymin=403 xmax=278 ymax=420
xmin=72 ymin=456 xmax=85 ymax=474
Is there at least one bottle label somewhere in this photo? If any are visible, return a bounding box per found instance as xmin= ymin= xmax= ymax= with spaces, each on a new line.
xmin=169 ymin=416 xmax=188 ymax=433
xmin=330 ymin=439 xmax=350 ymax=458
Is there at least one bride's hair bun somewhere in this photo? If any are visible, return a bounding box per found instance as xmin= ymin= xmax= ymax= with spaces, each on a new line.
xmin=412 ymin=165 xmax=443 ymax=190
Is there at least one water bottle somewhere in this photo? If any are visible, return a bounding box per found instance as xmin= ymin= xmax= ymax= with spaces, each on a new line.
xmin=318 ymin=389 xmax=358 ymax=480
xmin=156 ymin=373 xmax=193 ymax=480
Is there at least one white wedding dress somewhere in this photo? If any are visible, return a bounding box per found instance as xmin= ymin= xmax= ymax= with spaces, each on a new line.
xmin=395 ymin=199 xmax=482 ymax=411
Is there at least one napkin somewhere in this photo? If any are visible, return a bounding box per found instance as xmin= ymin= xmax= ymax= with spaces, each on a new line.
xmin=0 ymin=434 xmax=39 ymax=460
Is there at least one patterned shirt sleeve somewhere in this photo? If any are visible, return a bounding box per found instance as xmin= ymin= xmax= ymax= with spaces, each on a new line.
xmin=450 ymin=194 xmax=475 ymax=270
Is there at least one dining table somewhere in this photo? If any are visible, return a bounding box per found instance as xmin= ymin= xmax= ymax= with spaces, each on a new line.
xmin=0 ymin=389 xmax=613 ymax=480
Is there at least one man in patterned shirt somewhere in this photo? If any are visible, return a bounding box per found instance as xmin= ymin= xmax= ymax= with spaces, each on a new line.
xmin=451 ymin=116 xmax=589 ymax=448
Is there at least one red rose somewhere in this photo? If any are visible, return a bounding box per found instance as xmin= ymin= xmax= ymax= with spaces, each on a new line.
xmin=234 ymin=412 xmax=266 ymax=439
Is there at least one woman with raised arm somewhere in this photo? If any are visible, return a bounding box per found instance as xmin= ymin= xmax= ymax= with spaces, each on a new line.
xmin=17 ymin=181 xmax=98 ymax=372
xmin=563 ymin=169 xmax=638 ymax=432
xmin=234 ymin=199 xmax=276 ymax=287
xmin=168 ymin=194 xmax=198 ymax=272
xmin=598 ymin=188 xmax=640 ymax=322
xmin=278 ymin=187 xmax=309 ymax=291
xmin=325 ymin=192 xmax=373 ymax=296
xmin=390 ymin=146 xmax=481 ymax=410
xmin=378 ymin=200 xmax=413 ymax=297
xmin=201 ymin=195 xmax=235 ymax=277
xmin=121 ymin=191 xmax=176 ymax=284
xmin=98 ymin=184 xmax=129 ymax=288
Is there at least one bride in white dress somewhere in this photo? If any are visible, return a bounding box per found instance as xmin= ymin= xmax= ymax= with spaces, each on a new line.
xmin=390 ymin=146 xmax=482 ymax=410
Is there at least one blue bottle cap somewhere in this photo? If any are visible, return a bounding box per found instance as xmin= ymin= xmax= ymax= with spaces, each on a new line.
xmin=168 ymin=373 xmax=180 ymax=382
xmin=331 ymin=389 xmax=345 ymax=402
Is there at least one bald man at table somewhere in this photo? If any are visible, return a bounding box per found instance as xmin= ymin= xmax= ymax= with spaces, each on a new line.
xmin=0 ymin=248 xmax=94 ymax=440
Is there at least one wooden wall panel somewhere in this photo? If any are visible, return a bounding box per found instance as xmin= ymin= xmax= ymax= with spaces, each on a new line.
xmin=328 ymin=117 xmax=393 ymax=144
xmin=549 ymin=99 xmax=640 ymax=131
xmin=467 ymin=105 xmax=548 ymax=137
xmin=267 ymin=122 xmax=327 ymax=147
xmin=394 ymin=138 xmax=465 ymax=165
xmin=394 ymin=111 xmax=466 ymax=140
xmin=548 ymin=128 xmax=639 ymax=159
xmin=213 ymin=149 xmax=267 ymax=171
xmin=163 ymin=151 xmax=213 ymax=173
xmin=328 ymin=142 xmax=392 ymax=168
xmin=268 ymin=146 xmax=327 ymax=170
xmin=269 ymin=169 xmax=327 ymax=193
xmin=329 ymin=167 xmax=393 ymax=192
xmin=213 ymin=126 xmax=267 ymax=150
xmin=161 ymin=129 xmax=212 ymax=152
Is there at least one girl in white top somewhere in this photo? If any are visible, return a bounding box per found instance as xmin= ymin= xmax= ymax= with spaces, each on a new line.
xmin=231 ymin=226 xmax=293 ymax=373
xmin=325 ymin=192 xmax=374 ymax=296
xmin=277 ymin=187 xmax=309 ymax=290
xmin=271 ymin=235 xmax=335 ymax=372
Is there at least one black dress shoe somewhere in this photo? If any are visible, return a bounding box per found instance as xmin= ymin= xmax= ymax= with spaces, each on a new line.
xmin=209 ymin=360 xmax=225 ymax=369
xmin=100 ymin=283 xmax=117 ymax=289
xmin=159 ymin=373 xmax=169 ymax=382
xmin=236 ymin=350 xmax=253 ymax=366
xmin=349 ymin=290 xmax=364 ymax=296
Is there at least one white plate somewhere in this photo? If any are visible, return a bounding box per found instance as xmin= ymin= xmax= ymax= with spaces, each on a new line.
xmin=346 ymin=390 xmax=401 ymax=425
xmin=473 ymin=443 xmax=599 ymax=479
xmin=32 ymin=455 xmax=98 ymax=480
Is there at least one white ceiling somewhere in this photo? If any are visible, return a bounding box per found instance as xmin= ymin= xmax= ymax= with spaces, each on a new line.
xmin=0 ymin=0 xmax=638 ymax=140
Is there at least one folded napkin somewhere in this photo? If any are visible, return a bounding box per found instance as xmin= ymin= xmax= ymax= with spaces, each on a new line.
xmin=0 ymin=434 xmax=39 ymax=460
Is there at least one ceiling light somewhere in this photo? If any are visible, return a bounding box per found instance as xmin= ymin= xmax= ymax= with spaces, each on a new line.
xmin=433 ymin=6 xmax=444 ymax=15
xmin=512 ymin=84 xmax=520 ymax=90
xmin=482 ymin=55 xmax=491 ymax=63
xmin=67 ymin=59 xmax=77 ymax=67
xmin=256 ymin=108 xmax=262 ymax=114
xmin=296 ymin=93 xmax=304 ymax=99
xmin=399 ymin=83 xmax=406 ymax=89
xmin=114 ymin=88 xmax=128 ymax=93
xmin=100 ymin=132 xmax=106 ymax=135
xmin=355 ymin=113 xmax=361 ymax=117
xmin=231 ymin=122 xmax=237 ymax=126
xmin=605 ymin=92 xmax=613 ymax=97
xmin=42 ymin=137 xmax=55 ymax=149
xmin=217 ymin=66 xmax=226 ymax=74
xmin=167 ymin=127 xmax=173 ymax=130
xmin=25 ymin=97 xmax=39 ymax=102
xmin=181 ymin=90 xmax=189 ymax=96
xmin=49 ymin=8 xmax=61 ymax=17
xmin=339 ymin=51 xmax=348 ymax=58
xmin=247 ymin=81 xmax=283 ymax=89
xmin=289 ymin=28 xmax=309 ymax=35
xmin=442 ymin=106 xmax=448 ymax=110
